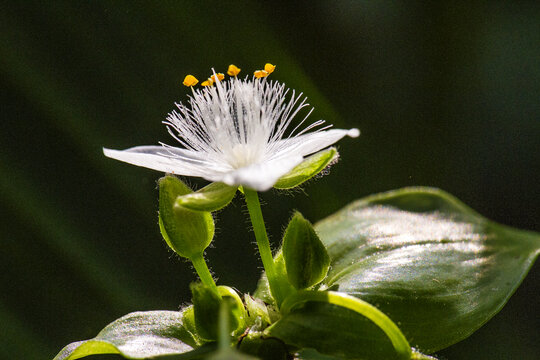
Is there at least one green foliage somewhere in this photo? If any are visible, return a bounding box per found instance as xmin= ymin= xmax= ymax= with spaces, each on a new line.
xmin=190 ymin=282 xmax=224 ymax=341
xmin=217 ymin=286 xmax=248 ymax=336
xmin=54 ymin=187 xmax=539 ymax=360
xmin=282 ymin=212 xmax=330 ymax=289
xmin=176 ymin=182 xmax=237 ymax=212
xmin=53 ymin=311 xmax=205 ymax=359
xmin=274 ymin=148 xmax=338 ymax=189
xmin=158 ymin=176 xmax=215 ymax=259
xmin=267 ymin=301 xmax=402 ymax=360
xmin=256 ymin=187 xmax=539 ymax=357
xmin=314 ymin=187 xmax=540 ymax=353
xmin=190 ymin=283 xmax=246 ymax=342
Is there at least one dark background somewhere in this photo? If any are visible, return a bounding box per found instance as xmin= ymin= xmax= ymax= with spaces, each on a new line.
xmin=1 ymin=1 xmax=539 ymax=359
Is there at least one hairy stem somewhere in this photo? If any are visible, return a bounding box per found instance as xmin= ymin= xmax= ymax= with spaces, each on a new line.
xmin=243 ymin=188 xmax=286 ymax=306
xmin=191 ymin=252 xmax=219 ymax=296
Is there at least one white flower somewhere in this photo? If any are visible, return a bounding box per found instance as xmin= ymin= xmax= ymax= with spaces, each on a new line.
xmin=103 ymin=67 xmax=359 ymax=191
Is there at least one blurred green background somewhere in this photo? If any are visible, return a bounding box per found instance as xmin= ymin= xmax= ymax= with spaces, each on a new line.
xmin=1 ymin=1 xmax=539 ymax=359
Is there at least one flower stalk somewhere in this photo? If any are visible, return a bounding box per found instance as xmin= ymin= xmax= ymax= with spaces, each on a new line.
xmin=191 ymin=253 xmax=220 ymax=297
xmin=243 ymin=188 xmax=288 ymax=306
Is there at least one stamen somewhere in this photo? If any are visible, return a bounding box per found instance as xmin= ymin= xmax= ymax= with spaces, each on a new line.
xmin=201 ymin=79 xmax=214 ymax=86
xmin=183 ymin=75 xmax=199 ymax=87
xmin=210 ymin=73 xmax=225 ymax=82
xmin=264 ymin=63 xmax=276 ymax=74
xmin=227 ymin=64 xmax=241 ymax=76
xmin=254 ymin=70 xmax=269 ymax=78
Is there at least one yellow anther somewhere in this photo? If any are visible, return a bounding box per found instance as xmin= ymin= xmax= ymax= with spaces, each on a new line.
xmin=201 ymin=79 xmax=214 ymax=86
xmin=254 ymin=70 xmax=269 ymax=78
xmin=210 ymin=73 xmax=225 ymax=82
xmin=183 ymin=75 xmax=199 ymax=87
xmin=227 ymin=64 xmax=241 ymax=76
xmin=264 ymin=63 xmax=276 ymax=74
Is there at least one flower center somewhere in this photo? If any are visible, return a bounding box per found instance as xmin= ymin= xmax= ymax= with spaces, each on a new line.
xmin=227 ymin=143 xmax=263 ymax=169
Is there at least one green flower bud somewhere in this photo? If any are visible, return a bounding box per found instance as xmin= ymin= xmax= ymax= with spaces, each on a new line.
xmin=282 ymin=211 xmax=330 ymax=289
xmin=274 ymin=147 xmax=338 ymax=189
xmin=158 ymin=176 xmax=214 ymax=259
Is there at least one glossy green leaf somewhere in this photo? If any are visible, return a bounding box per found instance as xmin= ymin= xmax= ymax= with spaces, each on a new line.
xmin=278 ymin=290 xmax=411 ymax=359
xmin=282 ymin=212 xmax=330 ymax=289
xmin=313 ymin=187 xmax=540 ymax=353
xmin=266 ymin=301 xmax=403 ymax=360
xmin=176 ymin=182 xmax=237 ymax=212
xmin=53 ymin=310 xmax=202 ymax=359
xmin=159 ymin=176 xmax=215 ymax=259
xmin=274 ymin=148 xmax=338 ymax=189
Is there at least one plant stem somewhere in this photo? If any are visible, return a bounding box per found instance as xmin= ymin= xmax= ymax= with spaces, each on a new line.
xmin=191 ymin=252 xmax=219 ymax=296
xmin=243 ymin=188 xmax=285 ymax=306
xmin=218 ymin=300 xmax=230 ymax=350
xmin=280 ymin=290 xmax=412 ymax=359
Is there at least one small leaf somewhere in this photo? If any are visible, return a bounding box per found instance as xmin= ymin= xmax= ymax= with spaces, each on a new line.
xmin=274 ymin=148 xmax=337 ymax=189
xmin=283 ymin=212 xmax=330 ymax=289
xmin=191 ymin=282 xmax=222 ymax=341
xmin=314 ymin=187 xmax=540 ymax=353
xmin=244 ymin=295 xmax=272 ymax=328
xmin=176 ymin=182 xmax=237 ymax=212
xmin=191 ymin=284 xmax=243 ymax=341
xmin=159 ymin=176 xmax=215 ymax=259
xmin=53 ymin=310 xmax=204 ymax=359
xmin=181 ymin=306 xmax=203 ymax=346
xmin=217 ymin=285 xmax=248 ymax=335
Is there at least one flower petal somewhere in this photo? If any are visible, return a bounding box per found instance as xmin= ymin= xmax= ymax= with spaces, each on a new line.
xmin=103 ymin=146 xmax=214 ymax=176
xmin=213 ymin=156 xmax=304 ymax=191
xmin=272 ymin=128 xmax=359 ymax=159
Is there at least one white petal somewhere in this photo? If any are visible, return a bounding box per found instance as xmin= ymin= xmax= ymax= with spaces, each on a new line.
xmin=271 ymin=128 xmax=359 ymax=159
xmin=210 ymin=155 xmax=304 ymax=191
xmin=103 ymin=146 xmax=212 ymax=176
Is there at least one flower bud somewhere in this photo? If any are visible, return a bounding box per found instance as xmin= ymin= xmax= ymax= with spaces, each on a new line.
xmin=158 ymin=176 xmax=214 ymax=259
xmin=282 ymin=211 xmax=330 ymax=289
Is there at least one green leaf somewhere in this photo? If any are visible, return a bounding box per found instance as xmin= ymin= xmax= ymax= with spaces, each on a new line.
xmin=294 ymin=348 xmax=345 ymax=360
xmin=266 ymin=301 xmax=404 ymax=360
xmin=274 ymin=148 xmax=338 ymax=189
xmin=176 ymin=182 xmax=237 ymax=212
xmin=278 ymin=290 xmax=411 ymax=359
xmin=313 ymin=187 xmax=540 ymax=353
xmin=53 ymin=310 xmax=204 ymax=359
xmin=282 ymin=212 xmax=330 ymax=289
xmin=191 ymin=284 xmax=245 ymax=341
xmin=238 ymin=333 xmax=289 ymax=360
xmin=191 ymin=282 xmax=223 ymax=341
xmin=217 ymin=286 xmax=248 ymax=335
xmin=159 ymin=176 xmax=215 ymax=259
